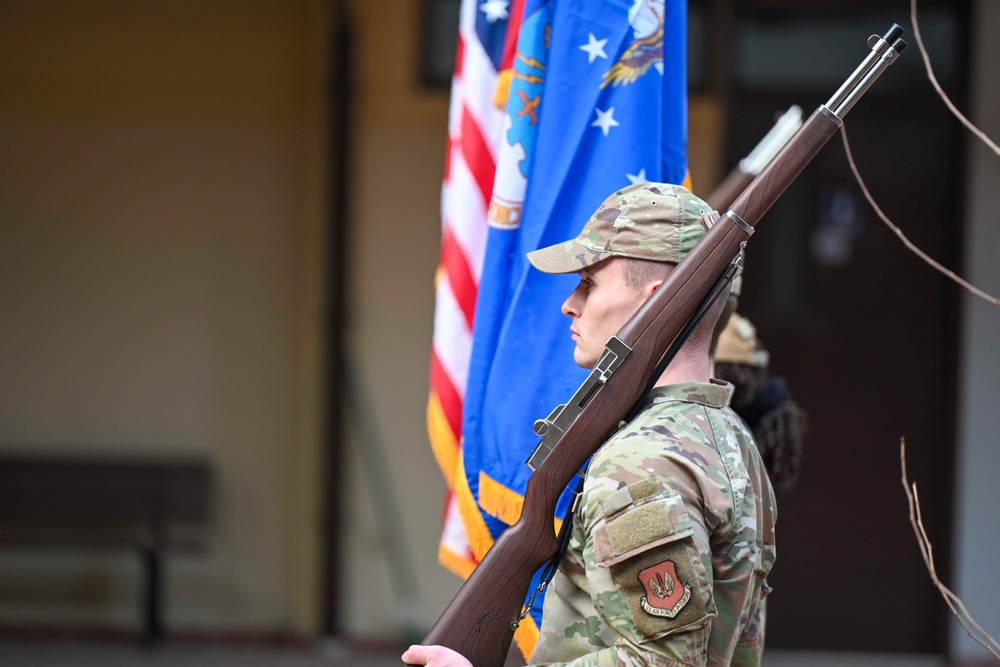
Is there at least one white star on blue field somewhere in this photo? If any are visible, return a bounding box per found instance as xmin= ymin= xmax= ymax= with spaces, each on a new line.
xmin=479 ymin=0 xmax=509 ymax=22
xmin=579 ymin=33 xmax=608 ymax=63
xmin=592 ymin=107 xmax=620 ymax=136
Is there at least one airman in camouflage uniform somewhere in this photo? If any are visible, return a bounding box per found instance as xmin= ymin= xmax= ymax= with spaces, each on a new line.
xmin=403 ymin=182 xmax=777 ymax=667
xmin=528 ymin=381 xmax=776 ymax=666
xmin=526 ymin=182 xmax=776 ymax=667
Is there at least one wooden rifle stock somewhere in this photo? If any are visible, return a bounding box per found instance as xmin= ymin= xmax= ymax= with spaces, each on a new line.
xmin=417 ymin=24 xmax=906 ymax=667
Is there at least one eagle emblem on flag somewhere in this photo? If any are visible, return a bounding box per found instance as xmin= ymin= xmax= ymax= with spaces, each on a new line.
xmin=602 ymin=0 xmax=665 ymax=88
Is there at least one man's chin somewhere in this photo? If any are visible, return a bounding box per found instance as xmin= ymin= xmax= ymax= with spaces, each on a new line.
xmin=573 ymin=349 xmax=597 ymax=369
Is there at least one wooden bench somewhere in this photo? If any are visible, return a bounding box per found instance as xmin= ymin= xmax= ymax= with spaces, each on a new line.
xmin=0 ymin=455 xmax=213 ymax=642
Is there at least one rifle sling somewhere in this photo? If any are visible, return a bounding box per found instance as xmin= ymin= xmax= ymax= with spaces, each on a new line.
xmin=518 ymin=473 xmax=584 ymax=628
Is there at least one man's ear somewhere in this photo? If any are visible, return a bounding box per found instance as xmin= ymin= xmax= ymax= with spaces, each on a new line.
xmin=647 ymin=279 xmax=664 ymax=295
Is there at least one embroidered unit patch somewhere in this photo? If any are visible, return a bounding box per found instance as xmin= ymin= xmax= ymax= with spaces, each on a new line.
xmin=638 ymin=559 xmax=691 ymax=618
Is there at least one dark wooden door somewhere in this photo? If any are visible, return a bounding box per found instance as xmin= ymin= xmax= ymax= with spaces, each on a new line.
xmin=728 ymin=2 xmax=963 ymax=640
xmin=728 ymin=88 xmax=963 ymax=652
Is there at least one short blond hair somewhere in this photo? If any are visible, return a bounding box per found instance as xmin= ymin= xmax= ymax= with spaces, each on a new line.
xmin=619 ymin=256 xmax=671 ymax=288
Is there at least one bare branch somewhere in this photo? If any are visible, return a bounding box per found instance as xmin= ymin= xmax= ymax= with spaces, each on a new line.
xmin=841 ymin=128 xmax=1000 ymax=308
xmin=911 ymin=0 xmax=1000 ymax=156
xmin=900 ymin=438 xmax=1000 ymax=660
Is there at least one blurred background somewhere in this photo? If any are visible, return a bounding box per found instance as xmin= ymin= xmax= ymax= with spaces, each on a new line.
xmin=0 ymin=0 xmax=997 ymax=665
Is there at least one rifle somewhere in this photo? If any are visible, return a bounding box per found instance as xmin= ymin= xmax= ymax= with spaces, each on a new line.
xmin=706 ymin=105 xmax=804 ymax=212
xmin=416 ymin=24 xmax=907 ymax=667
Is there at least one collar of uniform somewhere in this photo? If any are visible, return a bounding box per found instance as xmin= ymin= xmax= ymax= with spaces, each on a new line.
xmin=645 ymin=378 xmax=734 ymax=409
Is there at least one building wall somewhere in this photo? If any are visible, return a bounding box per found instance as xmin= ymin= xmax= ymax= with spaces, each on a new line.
xmin=952 ymin=0 xmax=1000 ymax=661
xmin=0 ymin=0 xmax=327 ymax=635
xmin=336 ymin=0 xmax=462 ymax=641
xmin=3 ymin=0 xmax=994 ymax=654
xmin=341 ymin=2 xmax=1000 ymax=652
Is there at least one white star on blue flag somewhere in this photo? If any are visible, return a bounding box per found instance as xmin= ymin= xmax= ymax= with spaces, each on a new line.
xmin=479 ymin=0 xmax=509 ymax=22
xmin=627 ymin=168 xmax=648 ymax=184
xmin=592 ymin=107 xmax=620 ymax=136
xmin=579 ymin=33 xmax=608 ymax=63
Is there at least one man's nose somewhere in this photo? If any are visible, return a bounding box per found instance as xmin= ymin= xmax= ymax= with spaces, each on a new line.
xmin=562 ymin=287 xmax=582 ymax=317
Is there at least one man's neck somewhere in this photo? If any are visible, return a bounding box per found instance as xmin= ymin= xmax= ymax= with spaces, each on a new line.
xmin=653 ymin=351 xmax=712 ymax=387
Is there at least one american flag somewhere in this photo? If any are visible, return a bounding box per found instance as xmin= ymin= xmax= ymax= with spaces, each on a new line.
xmin=428 ymin=0 xmax=524 ymax=579
xmin=430 ymin=0 xmax=689 ymax=658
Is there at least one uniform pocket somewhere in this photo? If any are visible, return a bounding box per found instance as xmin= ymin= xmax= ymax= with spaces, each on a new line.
xmin=592 ymin=487 xmax=713 ymax=644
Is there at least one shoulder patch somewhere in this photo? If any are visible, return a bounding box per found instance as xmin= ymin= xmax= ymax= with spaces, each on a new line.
xmin=638 ymin=559 xmax=691 ymax=618
xmin=609 ymin=539 xmax=712 ymax=642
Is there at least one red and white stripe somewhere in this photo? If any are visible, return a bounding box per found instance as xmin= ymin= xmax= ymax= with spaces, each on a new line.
xmin=429 ymin=0 xmax=509 ymax=575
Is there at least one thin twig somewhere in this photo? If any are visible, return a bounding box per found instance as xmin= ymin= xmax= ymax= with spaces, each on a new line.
xmin=900 ymin=438 xmax=1000 ymax=660
xmin=841 ymin=127 xmax=1000 ymax=308
xmin=911 ymin=0 xmax=1000 ymax=156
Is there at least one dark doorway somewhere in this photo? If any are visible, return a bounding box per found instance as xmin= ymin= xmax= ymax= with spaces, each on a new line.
xmin=721 ymin=3 xmax=966 ymax=653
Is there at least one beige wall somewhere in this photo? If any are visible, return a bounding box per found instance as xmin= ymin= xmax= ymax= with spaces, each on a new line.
xmin=0 ymin=0 xmax=327 ymax=634
xmin=337 ymin=0 xmax=463 ymax=640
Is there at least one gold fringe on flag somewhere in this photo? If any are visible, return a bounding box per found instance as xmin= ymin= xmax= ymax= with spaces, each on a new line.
xmin=427 ymin=392 xmax=459 ymax=486
xmin=494 ymin=69 xmax=515 ymax=109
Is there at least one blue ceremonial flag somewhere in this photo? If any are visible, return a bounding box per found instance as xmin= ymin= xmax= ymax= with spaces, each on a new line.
xmin=453 ymin=0 xmax=689 ymax=655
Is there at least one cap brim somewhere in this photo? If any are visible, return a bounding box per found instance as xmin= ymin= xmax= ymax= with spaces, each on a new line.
xmin=526 ymin=239 xmax=612 ymax=274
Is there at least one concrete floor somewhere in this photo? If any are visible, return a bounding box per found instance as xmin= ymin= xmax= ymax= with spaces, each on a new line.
xmin=0 ymin=637 xmax=953 ymax=667
xmin=0 ymin=637 xmax=388 ymax=667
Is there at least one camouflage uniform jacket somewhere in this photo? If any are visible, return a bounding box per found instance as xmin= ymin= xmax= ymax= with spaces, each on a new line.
xmin=528 ymin=380 xmax=777 ymax=667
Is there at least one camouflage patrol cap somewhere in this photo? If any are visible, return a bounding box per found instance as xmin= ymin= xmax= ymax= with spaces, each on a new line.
xmin=526 ymin=182 xmax=715 ymax=274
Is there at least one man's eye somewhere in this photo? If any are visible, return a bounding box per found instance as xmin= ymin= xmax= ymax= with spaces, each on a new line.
xmin=579 ymin=278 xmax=593 ymax=289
